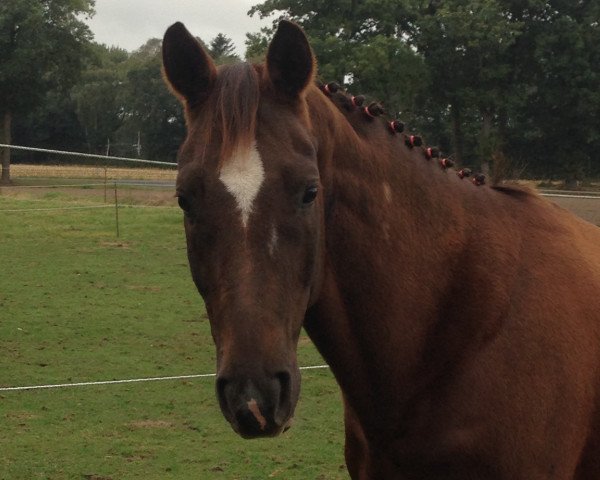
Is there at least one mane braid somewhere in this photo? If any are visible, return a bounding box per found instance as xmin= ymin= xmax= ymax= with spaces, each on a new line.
xmin=317 ymin=80 xmax=511 ymax=190
xmin=205 ymin=63 xmax=260 ymax=168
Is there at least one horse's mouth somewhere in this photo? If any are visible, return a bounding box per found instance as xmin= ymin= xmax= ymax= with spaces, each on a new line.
xmin=216 ymin=368 xmax=299 ymax=439
xmin=230 ymin=413 xmax=294 ymax=439
xmin=232 ymin=420 xmax=292 ymax=439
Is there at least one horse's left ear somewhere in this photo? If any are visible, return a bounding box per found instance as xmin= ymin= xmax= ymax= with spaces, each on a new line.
xmin=267 ymin=20 xmax=315 ymax=98
xmin=162 ymin=22 xmax=216 ymax=107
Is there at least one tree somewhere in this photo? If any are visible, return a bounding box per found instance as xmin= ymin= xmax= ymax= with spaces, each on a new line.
xmin=114 ymin=39 xmax=185 ymax=161
xmin=409 ymin=0 xmax=523 ymax=168
xmin=12 ymin=87 xmax=87 ymax=162
xmin=0 ymin=0 xmax=94 ymax=183
xmin=71 ymin=34 xmax=236 ymax=162
xmin=209 ymin=33 xmax=239 ymax=64
xmin=71 ymin=44 xmax=129 ymax=154
xmin=247 ymin=0 xmax=600 ymax=181
xmin=73 ymin=40 xmax=182 ymax=159
xmin=247 ymin=0 xmax=427 ymax=116
xmin=502 ymin=0 xmax=600 ymax=182
xmin=245 ymin=30 xmax=269 ymax=61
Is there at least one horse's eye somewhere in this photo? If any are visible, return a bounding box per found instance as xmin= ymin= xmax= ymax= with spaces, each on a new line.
xmin=302 ymin=185 xmax=318 ymax=205
xmin=177 ymin=195 xmax=191 ymax=214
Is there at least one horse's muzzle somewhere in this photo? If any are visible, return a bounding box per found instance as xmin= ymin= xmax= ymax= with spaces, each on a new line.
xmin=216 ymin=370 xmax=293 ymax=438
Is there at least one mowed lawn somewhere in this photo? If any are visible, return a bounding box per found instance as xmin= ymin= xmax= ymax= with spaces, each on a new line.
xmin=0 ymin=190 xmax=346 ymax=480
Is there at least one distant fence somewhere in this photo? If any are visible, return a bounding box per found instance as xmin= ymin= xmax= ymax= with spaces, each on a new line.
xmin=0 ymin=146 xmax=178 ymax=236
xmin=2 ymin=144 xmax=599 ymax=217
xmin=538 ymin=192 xmax=600 ymax=200
xmin=0 ymin=143 xmax=177 ymax=168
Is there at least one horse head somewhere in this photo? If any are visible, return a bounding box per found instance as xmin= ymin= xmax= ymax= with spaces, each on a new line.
xmin=162 ymin=21 xmax=324 ymax=438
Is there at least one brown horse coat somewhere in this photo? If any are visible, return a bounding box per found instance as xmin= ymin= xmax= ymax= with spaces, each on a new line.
xmin=163 ymin=19 xmax=600 ymax=479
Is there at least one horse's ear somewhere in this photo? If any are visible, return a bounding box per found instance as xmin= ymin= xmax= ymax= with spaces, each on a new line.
xmin=162 ymin=22 xmax=216 ymax=106
xmin=266 ymin=20 xmax=315 ymax=98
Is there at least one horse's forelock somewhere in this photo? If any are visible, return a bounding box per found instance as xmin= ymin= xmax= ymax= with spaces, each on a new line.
xmin=196 ymin=62 xmax=260 ymax=167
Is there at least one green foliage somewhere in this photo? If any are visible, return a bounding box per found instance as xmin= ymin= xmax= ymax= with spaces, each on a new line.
xmin=413 ymin=0 xmax=521 ymax=110
xmin=9 ymin=30 xmax=239 ymax=164
xmin=114 ymin=40 xmax=186 ymax=161
xmin=13 ymin=89 xmax=86 ymax=155
xmin=69 ymin=39 xmax=186 ymax=160
xmin=349 ymin=35 xmax=429 ymax=118
xmin=209 ymin=33 xmax=239 ymax=64
xmin=68 ymin=32 xmax=238 ymax=161
xmin=4 ymin=1 xmax=599 ymax=179
xmin=71 ymin=43 xmax=129 ymax=154
xmin=503 ymin=0 xmax=600 ymax=179
xmin=0 ymin=0 xmax=94 ymax=114
xmin=245 ymin=30 xmax=270 ymax=61
xmin=408 ymin=0 xmax=523 ymax=165
xmin=248 ymin=0 xmax=600 ymax=180
xmin=0 ymin=0 xmax=94 ymax=181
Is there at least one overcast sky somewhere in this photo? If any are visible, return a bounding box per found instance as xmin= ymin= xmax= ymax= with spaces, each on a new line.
xmin=86 ymin=0 xmax=273 ymax=57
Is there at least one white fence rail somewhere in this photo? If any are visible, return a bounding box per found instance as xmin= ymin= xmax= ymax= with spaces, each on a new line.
xmin=0 ymin=143 xmax=176 ymax=167
xmin=0 ymin=365 xmax=330 ymax=393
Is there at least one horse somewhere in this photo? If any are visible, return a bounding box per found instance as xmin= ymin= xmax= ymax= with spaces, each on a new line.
xmin=162 ymin=19 xmax=600 ymax=479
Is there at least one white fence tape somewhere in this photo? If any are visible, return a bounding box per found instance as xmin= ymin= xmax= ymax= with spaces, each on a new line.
xmin=539 ymin=193 xmax=600 ymax=199
xmin=0 ymin=365 xmax=330 ymax=392
xmin=0 ymin=143 xmax=176 ymax=167
xmin=0 ymin=204 xmax=179 ymax=213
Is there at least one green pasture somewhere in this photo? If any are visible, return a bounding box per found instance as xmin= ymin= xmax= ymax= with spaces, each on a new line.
xmin=0 ymin=192 xmax=345 ymax=479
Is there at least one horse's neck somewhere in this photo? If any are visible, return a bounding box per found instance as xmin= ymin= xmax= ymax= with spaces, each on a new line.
xmin=308 ymin=87 xmax=472 ymax=323
xmin=305 ymin=88 xmax=509 ymax=429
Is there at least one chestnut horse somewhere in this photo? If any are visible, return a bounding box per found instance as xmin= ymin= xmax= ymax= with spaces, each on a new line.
xmin=162 ymin=20 xmax=600 ymax=479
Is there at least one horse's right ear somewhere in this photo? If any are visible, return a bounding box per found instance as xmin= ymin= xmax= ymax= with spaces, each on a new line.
xmin=266 ymin=20 xmax=315 ymax=98
xmin=162 ymin=22 xmax=216 ymax=107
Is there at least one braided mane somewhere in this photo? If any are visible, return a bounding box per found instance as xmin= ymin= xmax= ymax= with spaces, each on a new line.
xmin=315 ymin=80 xmax=493 ymax=188
xmin=315 ymin=80 xmax=537 ymax=198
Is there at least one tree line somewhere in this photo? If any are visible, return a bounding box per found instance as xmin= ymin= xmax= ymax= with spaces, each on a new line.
xmin=0 ymin=0 xmax=238 ymax=183
xmin=248 ymin=0 xmax=599 ymax=185
xmin=1 ymin=0 xmax=598 ymax=185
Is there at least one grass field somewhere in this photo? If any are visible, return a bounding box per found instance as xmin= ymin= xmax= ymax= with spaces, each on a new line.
xmin=0 ymin=187 xmax=346 ymax=479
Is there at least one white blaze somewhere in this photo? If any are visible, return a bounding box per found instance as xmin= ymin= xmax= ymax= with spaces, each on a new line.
xmin=218 ymin=143 xmax=265 ymax=228
xmin=246 ymin=398 xmax=267 ymax=430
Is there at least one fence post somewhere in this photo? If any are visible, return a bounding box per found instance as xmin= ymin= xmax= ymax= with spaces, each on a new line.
xmin=114 ymin=181 xmax=120 ymax=238
xmin=104 ymin=167 xmax=108 ymax=203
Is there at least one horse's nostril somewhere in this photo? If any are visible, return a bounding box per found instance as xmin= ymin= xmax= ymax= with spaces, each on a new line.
xmin=216 ymin=376 xmax=231 ymax=414
xmin=216 ymin=376 xmax=227 ymax=397
xmin=275 ymin=371 xmax=291 ymax=410
xmin=216 ymin=371 xmax=295 ymax=437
